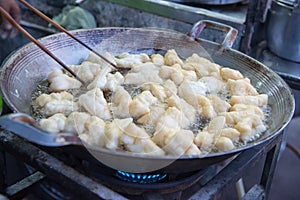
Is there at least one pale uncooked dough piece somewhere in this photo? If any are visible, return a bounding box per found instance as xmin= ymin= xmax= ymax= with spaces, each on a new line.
xmin=87 ymin=67 xmax=110 ymax=90
xmin=159 ymin=64 xmax=197 ymax=85
xmin=105 ymin=118 xmax=133 ymax=150
xmin=78 ymin=88 xmax=112 ymax=120
xmin=142 ymin=82 xmax=167 ymax=102
xmin=235 ymin=114 xmax=267 ymax=142
xmin=121 ymin=122 xmax=165 ymax=156
xmin=220 ymin=67 xmax=244 ymax=81
xmin=111 ymin=86 xmax=132 ymax=118
xmin=35 ymin=91 xmax=74 ymax=107
xmin=104 ymin=72 xmax=124 ymax=92
xmin=64 ymin=112 xmax=91 ymax=135
xmin=152 ymin=125 xmax=198 ymax=156
xmin=39 ymin=113 xmax=67 ymax=133
xmin=43 ymin=100 xmax=79 ymax=117
xmin=199 ymin=76 xmax=226 ymax=94
xmin=137 ymin=105 xmax=166 ymax=128
xmin=227 ymin=78 xmax=259 ymax=96
xmin=155 ymin=107 xmax=182 ymax=131
xmin=151 ymin=53 xmax=164 ymax=66
xmin=167 ymin=94 xmax=196 ymax=128
xmin=184 ymin=53 xmax=221 ymax=78
xmin=129 ymin=91 xmax=158 ymax=119
xmin=124 ymin=62 xmax=163 ymax=85
xmin=230 ymin=94 xmax=268 ymax=107
xmin=35 ymin=91 xmax=79 ymax=117
xmin=163 ymin=79 xmax=177 ymax=96
xmin=178 ymin=80 xmax=207 ymax=107
xmin=86 ymin=51 xmax=116 ymax=71
xmin=196 ymin=94 xmax=217 ymax=119
xmin=215 ymin=136 xmax=235 ymax=152
xmin=78 ymin=116 xmax=106 ymax=147
xmin=115 ymin=52 xmax=150 ymax=69
xmin=194 ymin=131 xmax=215 ymax=152
xmin=68 ymin=61 xmax=101 ymax=82
xmin=220 ymin=104 xmax=264 ymax=125
xmin=48 ymin=69 xmax=82 ymax=91
xmin=164 ymin=49 xmax=184 ymax=66
xmin=207 ymin=95 xmax=231 ymax=114
xmin=220 ymin=128 xmax=240 ymax=141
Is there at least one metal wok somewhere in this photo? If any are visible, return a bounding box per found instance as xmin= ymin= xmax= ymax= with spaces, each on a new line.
xmin=0 ymin=20 xmax=295 ymax=173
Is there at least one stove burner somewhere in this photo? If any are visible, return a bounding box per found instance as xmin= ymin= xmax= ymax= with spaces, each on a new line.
xmin=115 ymin=170 xmax=167 ymax=184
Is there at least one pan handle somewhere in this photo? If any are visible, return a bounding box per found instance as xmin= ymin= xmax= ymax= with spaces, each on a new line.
xmin=0 ymin=113 xmax=82 ymax=147
xmin=188 ymin=20 xmax=238 ymax=49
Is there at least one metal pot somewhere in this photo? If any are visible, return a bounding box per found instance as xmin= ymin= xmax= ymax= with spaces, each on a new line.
xmin=0 ymin=20 xmax=295 ymax=173
xmin=266 ymin=0 xmax=300 ymax=62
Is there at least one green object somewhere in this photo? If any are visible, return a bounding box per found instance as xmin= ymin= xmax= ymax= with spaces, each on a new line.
xmin=52 ymin=5 xmax=97 ymax=30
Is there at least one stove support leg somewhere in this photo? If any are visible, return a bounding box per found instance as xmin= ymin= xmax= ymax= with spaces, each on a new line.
xmin=241 ymin=132 xmax=283 ymax=200
xmin=260 ymin=133 xmax=283 ymax=200
xmin=0 ymin=148 xmax=7 ymax=194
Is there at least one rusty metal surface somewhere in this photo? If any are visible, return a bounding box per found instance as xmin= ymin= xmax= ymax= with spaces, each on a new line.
xmin=0 ymin=129 xmax=128 ymax=200
xmin=5 ymin=171 xmax=45 ymax=199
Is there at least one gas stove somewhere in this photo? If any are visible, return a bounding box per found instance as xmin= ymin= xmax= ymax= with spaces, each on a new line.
xmin=0 ymin=125 xmax=284 ymax=200
xmin=0 ymin=0 xmax=294 ymax=199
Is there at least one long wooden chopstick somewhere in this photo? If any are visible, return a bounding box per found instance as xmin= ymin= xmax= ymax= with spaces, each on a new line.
xmin=0 ymin=7 xmax=85 ymax=84
xmin=19 ymin=0 xmax=118 ymax=70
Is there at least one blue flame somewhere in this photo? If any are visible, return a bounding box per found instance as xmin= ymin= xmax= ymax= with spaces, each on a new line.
xmin=115 ymin=171 xmax=167 ymax=184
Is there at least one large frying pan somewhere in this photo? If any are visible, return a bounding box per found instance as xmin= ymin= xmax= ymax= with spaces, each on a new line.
xmin=0 ymin=20 xmax=295 ymax=173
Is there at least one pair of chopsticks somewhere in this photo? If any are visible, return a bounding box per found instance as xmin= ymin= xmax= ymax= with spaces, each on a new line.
xmin=0 ymin=0 xmax=118 ymax=84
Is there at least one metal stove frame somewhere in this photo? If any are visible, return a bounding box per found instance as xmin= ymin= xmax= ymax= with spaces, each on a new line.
xmin=0 ymin=127 xmax=284 ymax=200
